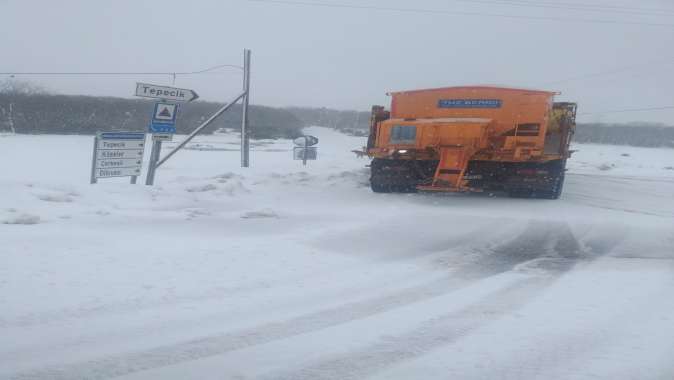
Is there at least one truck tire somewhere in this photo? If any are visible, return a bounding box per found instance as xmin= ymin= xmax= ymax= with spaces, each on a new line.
xmin=534 ymin=159 xmax=566 ymax=199
xmin=534 ymin=171 xmax=565 ymax=199
xmin=370 ymin=158 xmax=392 ymax=193
xmin=370 ymin=158 xmax=419 ymax=193
xmin=370 ymin=177 xmax=391 ymax=193
xmin=507 ymin=160 xmax=566 ymax=199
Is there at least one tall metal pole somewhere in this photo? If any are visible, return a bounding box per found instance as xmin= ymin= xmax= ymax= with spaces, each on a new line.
xmin=241 ymin=49 xmax=251 ymax=167
xmin=90 ymin=135 xmax=99 ymax=184
xmin=8 ymin=103 xmax=15 ymax=134
xmin=302 ymin=136 xmax=308 ymax=166
xmin=145 ymin=139 xmax=162 ymax=185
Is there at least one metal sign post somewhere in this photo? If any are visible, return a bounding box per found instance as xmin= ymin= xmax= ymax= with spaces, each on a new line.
xmin=303 ymin=137 xmax=307 ymax=166
xmin=90 ymin=135 xmax=99 ymax=184
xmin=133 ymin=81 xmax=199 ymax=185
xmin=145 ymin=100 xmax=180 ymax=185
xmin=141 ymin=49 xmax=252 ymax=186
xmin=135 ymin=83 xmax=199 ymax=185
xmin=145 ymin=139 xmax=162 ymax=185
xmin=241 ymin=49 xmax=251 ymax=167
xmin=135 ymin=50 xmax=252 ymax=185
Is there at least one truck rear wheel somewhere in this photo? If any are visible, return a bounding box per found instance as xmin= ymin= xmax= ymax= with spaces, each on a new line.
xmin=506 ymin=160 xmax=566 ymax=200
xmin=534 ymin=171 xmax=565 ymax=199
xmin=370 ymin=177 xmax=391 ymax=193
xmin=370 ymin=158 xmax=427 ymax=193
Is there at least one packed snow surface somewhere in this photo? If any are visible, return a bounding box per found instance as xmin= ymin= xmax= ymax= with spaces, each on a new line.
xmin=1 ymin=127 xmax=673 ymax=379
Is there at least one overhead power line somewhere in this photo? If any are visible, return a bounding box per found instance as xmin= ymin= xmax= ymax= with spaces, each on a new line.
xmin=479 ymin=0 xmax=674 ymax=14
xmin=247 ymin=0 xmax=674 ymax=28
xmin=449 ymin=0 xmax=674 ymax=17
xmin=0 ymin=63 xmax=243 ymax=77
xmin=462 ymin=0 xmax=674 ymax=16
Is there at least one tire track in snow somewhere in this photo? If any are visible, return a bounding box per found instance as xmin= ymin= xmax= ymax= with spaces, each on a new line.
xmin=311 ymin=218 xmax=512 ymax=262
xmin=0 ymin=265 xmax=448 ymax=365
xmin=6 ymin=276 xmax=494 ymax=380
xmin=7 ymin=221 xmax=594 ymax=380
xmin=258 ymin=276 xmax=556 ymax=380
xmin=253 ymin=222 xmax=596 ymax=380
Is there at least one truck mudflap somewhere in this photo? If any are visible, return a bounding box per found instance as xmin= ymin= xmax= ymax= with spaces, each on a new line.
xmin=416 ymin=145 xmax=478 ymax=192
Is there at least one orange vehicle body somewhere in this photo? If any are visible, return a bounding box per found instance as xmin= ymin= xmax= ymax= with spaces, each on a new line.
xmin=365 ymin=86 xmax=577 ymax=198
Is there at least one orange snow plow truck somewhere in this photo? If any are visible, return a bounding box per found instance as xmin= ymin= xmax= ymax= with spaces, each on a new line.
xmin=364 ymin=86 xmax=577 ymax=199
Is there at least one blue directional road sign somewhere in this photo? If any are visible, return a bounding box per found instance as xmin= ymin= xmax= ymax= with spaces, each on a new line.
xmin=149 ymin=102 xmax=178 ymax=133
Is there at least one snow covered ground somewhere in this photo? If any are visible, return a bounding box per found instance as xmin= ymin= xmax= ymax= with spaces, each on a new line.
xmin=1 ymin=127 xmax=673 ymax=380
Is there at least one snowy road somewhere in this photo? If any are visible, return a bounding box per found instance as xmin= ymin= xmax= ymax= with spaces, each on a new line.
xmin=1 ymin=128 xmax=673 ymax=379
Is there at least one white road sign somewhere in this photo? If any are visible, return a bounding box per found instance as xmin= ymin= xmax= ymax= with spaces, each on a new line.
xmin=97 ymin=139 xmax=145 ymax=150
xmin=96 ymin=149 xmax=143 ymax=160
xmin=95 ymin=158 xmax=143 ymax=169
xmin=96 ymin=167 xmax=142 ymax=178
xmin=294 ymin=146 xmax=318 ymax=160
xmin=135 ymin=82 xmax=199 ymax=102
xmin=92 ymin=132 xmax=146 ymax=182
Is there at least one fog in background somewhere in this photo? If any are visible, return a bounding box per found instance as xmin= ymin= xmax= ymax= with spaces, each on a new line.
xmin=1 ymin=0 xmax=673 ymax=124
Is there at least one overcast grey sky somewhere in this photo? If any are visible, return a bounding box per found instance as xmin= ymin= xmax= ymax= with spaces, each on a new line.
xmin=2 ymin=0 xmax=673 ymax=124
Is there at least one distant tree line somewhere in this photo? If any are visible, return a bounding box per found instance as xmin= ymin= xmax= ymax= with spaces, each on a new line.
xmin=0 ymin=92 xmax=303 ymax=139
xmin=574 ymin=123 xmax=674 ymax=148
xmin=1 ymin=86 xmax=672 ymax=148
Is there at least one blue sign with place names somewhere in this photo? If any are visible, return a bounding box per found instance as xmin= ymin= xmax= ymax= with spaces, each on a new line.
xmin=438 ymin=99 xmax=502 ymax=109
xmin=99 ymin=132 xmax=145 ymax=140
xmin=149 ymin=102 xmax=178 ymax=134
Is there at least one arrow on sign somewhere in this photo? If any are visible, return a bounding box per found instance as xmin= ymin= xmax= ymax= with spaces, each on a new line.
xmin=135 ymin=82 xmax=199 ymax=102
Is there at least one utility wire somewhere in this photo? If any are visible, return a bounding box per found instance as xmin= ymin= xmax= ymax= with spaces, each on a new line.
xmin=477 ymin=0 xmax=674 ymax=14
xmin=247 ymin=0 xmax=674 ymax=27
xmin=462 ymin=0 xmax=674 ymax=15
xmin=0 ymin=63 xmax=243 ymax=77
xmin=446 ymin=0 xmax=674 ymax=16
